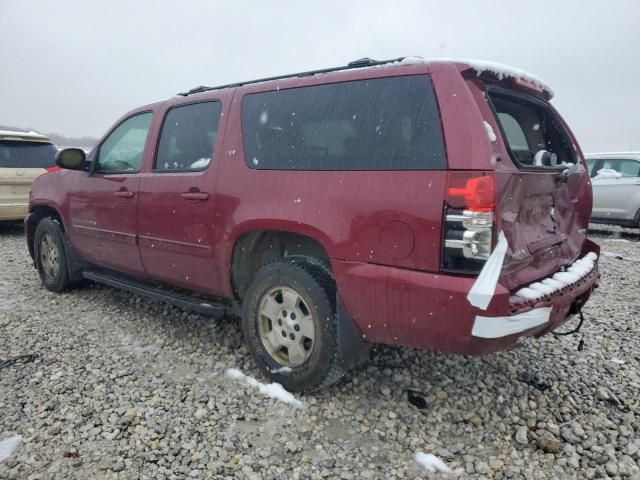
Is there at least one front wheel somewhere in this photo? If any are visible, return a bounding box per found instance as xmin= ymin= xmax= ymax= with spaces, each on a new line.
xmin=34 ymin=218 xmax=72 ymax=292
xmin=241 ymin=257 xmax=344 ymax=392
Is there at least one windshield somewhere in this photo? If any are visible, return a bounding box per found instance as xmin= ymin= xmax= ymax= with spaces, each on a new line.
xmin=0 ymin=141 xmax=57 ymax=168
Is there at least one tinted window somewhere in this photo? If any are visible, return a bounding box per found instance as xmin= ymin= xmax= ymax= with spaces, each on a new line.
xmin=599 ymin=159 xmax=640 ymax=177
xmin=241 ymin=75 xmax=445 ymax=170
xmin=0 ymin=141 xmax=57 ymax=168
xmin=155 ymin=101 xmax=222 ymax=171
xmin=97 ymin=112 xmax=152 ymax=173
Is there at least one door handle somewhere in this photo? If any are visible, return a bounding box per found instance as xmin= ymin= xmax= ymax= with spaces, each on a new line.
xmin=181 ymin=191 xmax=209 ymax=201
xmin=114 ymin=190 xmax=134 ymax=199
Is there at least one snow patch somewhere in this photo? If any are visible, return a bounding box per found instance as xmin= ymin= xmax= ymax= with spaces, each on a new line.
xmin=0 ymin=435 xmax=22 ymax=462
xmin=483 ymin=121 xmax=497 ymax=143
xmin=225 ymin=368 xmax=304 ymax=409
xmin=609 ymin=357 xmax=625 ymax=365
xmin=415 ymin=452 xmax=459 ymax=474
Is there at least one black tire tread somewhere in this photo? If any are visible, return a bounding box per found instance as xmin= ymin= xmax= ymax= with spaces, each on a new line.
xmin=242 ymin=256 xmax=345 ymax=392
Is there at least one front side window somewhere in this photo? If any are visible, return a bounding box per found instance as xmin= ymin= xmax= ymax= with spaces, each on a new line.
xmin=241 ymin=75 xmax=446 ymax=170
xmin=155 ymin=101 xmax=222 ymax=171
xmin=97 ymin=112 xmax=152 ymax=173
xmin=489 ymin=90 xmax=574 ymax=168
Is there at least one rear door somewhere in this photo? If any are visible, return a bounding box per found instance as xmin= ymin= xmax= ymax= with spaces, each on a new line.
xmin=0 ymin=140 xmax=56 ymax=220
xmin=137 ymin=98 xmax=227 ymax=295
xmin=476 ymin=86 xmax=594 ymax=290
xmin=66 ymin=112 xmax=153 ymax=275
xmin=591 ymin=158 xmax=640 ymax=221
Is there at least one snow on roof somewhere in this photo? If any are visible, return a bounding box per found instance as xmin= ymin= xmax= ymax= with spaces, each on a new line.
xmin=0 ymin=129 xmax=50 ymax=141
xmin=419 ymin=57 xmax=553 ymax=97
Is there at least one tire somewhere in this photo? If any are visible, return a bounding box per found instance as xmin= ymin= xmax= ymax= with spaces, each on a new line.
xmin=34 ymin=217 xmax=72 ymax=292
xmin=241 ymin=257 xmax=344 ymax=392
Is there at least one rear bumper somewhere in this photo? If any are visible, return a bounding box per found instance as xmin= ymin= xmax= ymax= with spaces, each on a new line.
xmin=0 ymin=203 xmax=28 ymax=221
xmin=332 ymin=254 xmax=599 ymax=355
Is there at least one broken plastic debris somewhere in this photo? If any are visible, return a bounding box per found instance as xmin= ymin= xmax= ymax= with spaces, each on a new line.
xmin=467 ymin=231 xmax=508 ymax=310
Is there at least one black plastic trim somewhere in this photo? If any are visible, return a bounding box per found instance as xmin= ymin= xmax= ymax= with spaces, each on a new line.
xmin=83 ymin=269 xmax=227 ymax=317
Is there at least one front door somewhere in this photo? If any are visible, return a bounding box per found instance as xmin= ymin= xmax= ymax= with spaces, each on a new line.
xmin=66 ymin=112 xmax=153 ymax=275
xmin=138 ymin=100 xmax=226 ymax=294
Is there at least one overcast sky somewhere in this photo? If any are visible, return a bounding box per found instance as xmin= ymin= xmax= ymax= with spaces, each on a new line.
xmin=1 ymin=0 xmax=638 ymax=152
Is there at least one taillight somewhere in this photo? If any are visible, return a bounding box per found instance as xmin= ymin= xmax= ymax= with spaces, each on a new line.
xmin=442 ymin=172 xmax=496 ymax=274
xmin=45 ymin=166 xmax=61 ymax=173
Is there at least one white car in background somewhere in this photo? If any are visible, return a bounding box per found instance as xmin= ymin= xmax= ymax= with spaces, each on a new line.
xmin=586 ymin=152 xmax=640 ymax=228
xmin=0 ymin=130 xmax=58 ymax=222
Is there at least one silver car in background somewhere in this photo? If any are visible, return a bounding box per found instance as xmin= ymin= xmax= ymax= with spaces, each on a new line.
xmin=586 ymin=152 xmax=640 ymax=228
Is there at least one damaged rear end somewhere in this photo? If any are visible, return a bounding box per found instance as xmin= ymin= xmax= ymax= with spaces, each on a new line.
xmin=454 ymin=62 xmax=599 ymax=342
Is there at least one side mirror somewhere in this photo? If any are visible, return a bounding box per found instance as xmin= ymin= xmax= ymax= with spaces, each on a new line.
xmin=55 ymin=148 xmax=87 ymax=171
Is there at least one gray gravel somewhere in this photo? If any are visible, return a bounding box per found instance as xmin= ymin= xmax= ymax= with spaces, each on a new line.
xmin=1 ymin=221 xmax=639 ymax=479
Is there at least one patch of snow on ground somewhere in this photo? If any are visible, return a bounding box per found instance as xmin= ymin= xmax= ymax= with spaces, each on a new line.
xmin=415 ymin=452 xmax=458 ymax=473
xmin=610 ymin=357 xmax=625 ymax=365
xmin=0 ymin=435 xmax=22 ymax=462
xmin=225 ymin=368 xmax=304 ymax=409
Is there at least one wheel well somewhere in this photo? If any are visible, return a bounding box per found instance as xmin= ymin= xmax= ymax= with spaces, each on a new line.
xmin=231 ymin=230 xmax=330 ymax=300
xmin=26 ymin=207 xmax=64 ymax=260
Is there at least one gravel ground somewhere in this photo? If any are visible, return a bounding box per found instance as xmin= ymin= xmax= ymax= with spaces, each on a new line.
xmin=1 ymin=222 xmax=639 ymax=480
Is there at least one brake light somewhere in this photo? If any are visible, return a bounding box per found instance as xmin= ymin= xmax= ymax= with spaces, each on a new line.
xmin=45 ymin=166 xmax=61 ymax=173
xmin=442 ymin=172 xmax=496 ymax=273
xmin=447 ymin=175 xmax=495 ymax=212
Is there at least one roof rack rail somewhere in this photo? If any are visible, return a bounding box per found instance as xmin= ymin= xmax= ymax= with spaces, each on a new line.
xmin=177 ymin=57 xmax=408 ymax=96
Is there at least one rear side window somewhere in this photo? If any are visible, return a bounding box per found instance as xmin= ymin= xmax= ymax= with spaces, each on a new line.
xmin=155 ymin=101 xmax=222 ymax=171
xmin=0 ymin=141 xmax=57 ymax=168
xmin=489 ymin=90 xmax=575 ymax=168
xmin=241 ymin=75 xmax=445 ymax=170
xmin=586 ymin=158 xmax=598 ymax=177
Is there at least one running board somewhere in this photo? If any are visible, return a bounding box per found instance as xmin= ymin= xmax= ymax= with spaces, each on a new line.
xmin=83 ymin=270 xmax=227 ymax=317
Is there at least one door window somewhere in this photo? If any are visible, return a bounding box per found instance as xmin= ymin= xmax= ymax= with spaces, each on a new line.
xmin=96 ymin=112 xmax=152 ymax=173
xmin=599 ymin=159 xmax=640 ymax=177
xmin=155 ymin=101 xmax=222 ymax=171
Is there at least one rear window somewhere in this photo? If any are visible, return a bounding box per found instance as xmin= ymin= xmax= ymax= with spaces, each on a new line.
xmin=489 ymin=90 xmax=575 ymax=168
xmin=0 ymin=141 xmax=57 ymax=168
xmin=241 ymin=75 xmax=446 ymax=170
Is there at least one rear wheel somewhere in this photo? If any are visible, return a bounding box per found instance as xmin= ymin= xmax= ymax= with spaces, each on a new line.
xmin=241 ymin=257 xmax=344 ymax=392
xmin=34 ymin=218 xmax=72 ymax=292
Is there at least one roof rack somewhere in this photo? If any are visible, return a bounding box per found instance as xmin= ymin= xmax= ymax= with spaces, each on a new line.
xmin=177 ymin=57 xmax=407 ymax=96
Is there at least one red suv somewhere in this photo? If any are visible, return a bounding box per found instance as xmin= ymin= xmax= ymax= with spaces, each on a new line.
xmin=27 ymin=57 xmax=599 ymax=391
